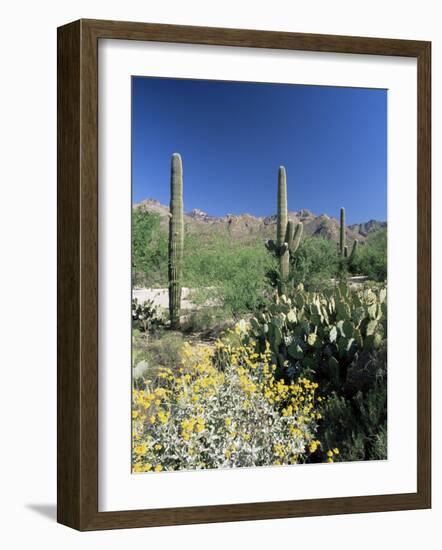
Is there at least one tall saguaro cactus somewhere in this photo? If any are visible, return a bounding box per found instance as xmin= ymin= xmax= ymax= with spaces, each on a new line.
xmin=277 ymin=167 xmax=290 ymax=291
xmin=266 ymin=166 xmax=303 ymax=296
xmin=277 ymin=166 xmax=288 ymax=247
xmin=338 ymin=206 xmax=358 ymax=269
xmin=339 ymin=207 xmax=346 ymax=258
xmin=168 ymin=153 xmax=184 ymax=328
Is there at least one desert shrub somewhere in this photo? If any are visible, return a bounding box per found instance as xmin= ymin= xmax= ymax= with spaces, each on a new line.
xmin=289 ymin=236 xmax=339 ymax=291
xmin=184 ymin=234 xmax=276 ymax=316
xmin=349 ymin=229 xmax=387 ymax=281
xmin=316 ymin=382 xmax=387 ymax=462
xmin=135 ymin=331 xmax=186 ymax=374
xmin=313 ymin=394 xmax=366 ymax=461
xmin=132 ymin=330 xmax=186 ymax=389
xmin=132 ymin=329 xmax=148 ymax=366
xmin=132 ymin=334 xmax=325 ymax=472
xmin=132 ymin=210 xmax=168 ymax=287
xmin=181 ymin=306 xmax=233 ymax=336
xmin=370 ymin=423 xmax=388 ymax=460
xmin=146 ymin=332 xmax=185 ymax=368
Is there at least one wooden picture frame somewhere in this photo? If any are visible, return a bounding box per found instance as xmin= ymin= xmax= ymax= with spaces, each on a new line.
xmin=57 ymin=18 xmax=431 ymax=531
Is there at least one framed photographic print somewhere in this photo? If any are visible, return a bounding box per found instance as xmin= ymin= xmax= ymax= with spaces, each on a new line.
xmin=57 ymin=19 xmax=431 ymax=530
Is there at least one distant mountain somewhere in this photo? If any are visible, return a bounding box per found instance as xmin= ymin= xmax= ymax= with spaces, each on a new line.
xmin=348 ymin=220 xmax=387 ymax=237
xmin=134 ymin=199 xmax=386 ymax=244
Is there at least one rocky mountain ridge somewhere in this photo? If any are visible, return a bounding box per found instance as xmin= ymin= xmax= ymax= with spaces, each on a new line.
xmin=134 ymin=199 xmax=387 ymax=243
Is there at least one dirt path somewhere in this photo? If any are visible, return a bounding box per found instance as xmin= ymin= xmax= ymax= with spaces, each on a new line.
xmin=133 ymin=287 xmax=196 ymax=310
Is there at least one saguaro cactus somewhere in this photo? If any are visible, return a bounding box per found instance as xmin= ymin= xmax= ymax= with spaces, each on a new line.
xmin=168 ymin=153 xmax=184 ymax=328
xmin=277 ymin=167 xmax=290 ymax=291
xmin=339 ymin=207 xmax=346 ymax=257
xmin=277 ymin=166 xmax=288 ymax=247
xmin=338 ymin=206 xmax=358 ymax=267
xmin=266 ymin=166 xmax=303 ymax=296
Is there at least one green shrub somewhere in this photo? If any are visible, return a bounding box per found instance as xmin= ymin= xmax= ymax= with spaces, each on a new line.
xmin=370 ymin=423 xmax=388 ymax=460
xmin=181 ymin=307 xmax=233 ymax=336
xmin=132 ymin=210 xmax=168 ymax=287
xmin=288 ymin=236 xmax=339 ymax=291
xmin=132 ymin=330 xmax=186 ymax=387
xmin=184 ymin=234 xmax=276 ymax=316
xmin=316 ymin=382 xmax=387 ymax=462
xmin=349 ymin=229 xmax=387 ymax=281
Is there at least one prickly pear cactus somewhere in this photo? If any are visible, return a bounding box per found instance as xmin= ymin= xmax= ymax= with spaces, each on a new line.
xmin=168 ymin=153 xmax=184 ymax=328
xmin=246 ymin=283 xmax=387 ymax=386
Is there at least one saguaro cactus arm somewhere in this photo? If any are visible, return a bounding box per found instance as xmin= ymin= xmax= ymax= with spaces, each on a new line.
xmin=289 ymin=222 xmax=303 ymax=253
xmin=349 ymin=239 xmax=358 ymax=261
xmin=285 ymin=220 xmax=295 ymax=250
xmin=168 ymin=153 xmax=184 ymax=328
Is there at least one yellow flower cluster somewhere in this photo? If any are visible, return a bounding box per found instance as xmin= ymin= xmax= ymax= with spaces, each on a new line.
xmin=132 ymin=333 xmax=324 ymax=473
xmin=326 ymin=448 xmax=340 ymax=463
xmin=181 ymin=416 xmax=205 ymax=440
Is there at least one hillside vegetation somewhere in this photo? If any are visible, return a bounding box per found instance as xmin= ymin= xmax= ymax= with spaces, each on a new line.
xmin=132 ymin=208 xmax=387 ymax=294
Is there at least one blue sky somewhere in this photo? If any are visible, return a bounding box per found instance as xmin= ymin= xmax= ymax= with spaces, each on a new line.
xmin=132 ymin=77 xmax=387 ymax=224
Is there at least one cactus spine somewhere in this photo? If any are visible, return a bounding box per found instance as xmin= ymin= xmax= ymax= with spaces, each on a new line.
xmin=266 ymin=166 xmax=303 ymax=296
xmin=168 ymin=153 xmax=184 ymax=328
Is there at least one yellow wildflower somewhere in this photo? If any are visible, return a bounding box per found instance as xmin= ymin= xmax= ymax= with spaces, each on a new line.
xmin=133 ymin=443 xmax=147 ymax=455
